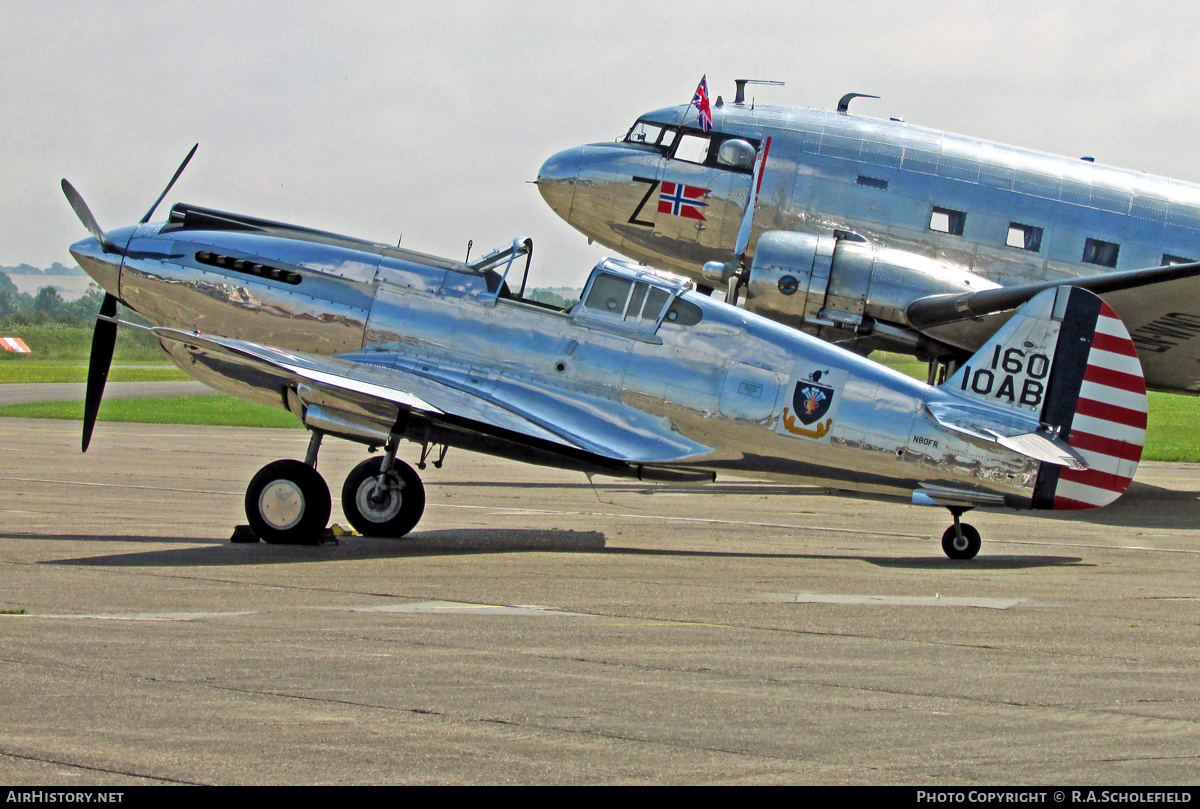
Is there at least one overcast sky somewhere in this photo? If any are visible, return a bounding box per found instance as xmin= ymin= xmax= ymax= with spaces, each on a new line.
xmin=4 ymin=1 xmax=1200 ymax=287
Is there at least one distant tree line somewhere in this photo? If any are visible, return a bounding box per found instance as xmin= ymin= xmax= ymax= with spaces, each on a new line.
xmin=0 ymin=262 xmax=85 ymax=276
xmin=527 ymin=288 xmax=580 ymax=309
xmin=0 ymin=274 xmax=106 ymax=327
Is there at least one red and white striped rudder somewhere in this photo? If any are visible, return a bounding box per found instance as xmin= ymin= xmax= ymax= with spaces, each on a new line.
xmin=1032 ymin=291 xmax=1146 ymax=510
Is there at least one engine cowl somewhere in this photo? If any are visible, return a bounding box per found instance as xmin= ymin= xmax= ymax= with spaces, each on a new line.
xmin=744 ymin=231 xmax=999 ymax=351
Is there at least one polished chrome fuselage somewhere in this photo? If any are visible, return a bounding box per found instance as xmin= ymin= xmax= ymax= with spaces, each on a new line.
xmin=543 ymin=102 xmax=1200 ymax=286
xmin=540 ymin=102 xmax=1200 ymax=389
xmin=69 ymin=211 xmax=1039 ymax=507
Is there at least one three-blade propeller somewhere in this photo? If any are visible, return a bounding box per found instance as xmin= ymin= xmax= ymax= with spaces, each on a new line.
xmin=61 ymin=145 xmax=198 ymax=452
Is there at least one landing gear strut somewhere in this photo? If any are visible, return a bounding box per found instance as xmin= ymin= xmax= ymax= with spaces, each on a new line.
xmin=340 ymin=436 xmax=426 ymax=537
xmin=941 ymin=508 xmax=981 ymax=560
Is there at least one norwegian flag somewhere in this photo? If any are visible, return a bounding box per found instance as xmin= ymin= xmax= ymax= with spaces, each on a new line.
xmin=658 ymin=182 xmax=709 ymax=220
xmin=691 ymin=75 xmax=713 ymax=132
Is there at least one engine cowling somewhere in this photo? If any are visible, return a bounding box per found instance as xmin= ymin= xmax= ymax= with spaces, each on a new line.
xmin=744 ymin=230 xmax=998 ymax=353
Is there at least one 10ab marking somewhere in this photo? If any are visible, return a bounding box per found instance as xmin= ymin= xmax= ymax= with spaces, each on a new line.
xmin=959 ymin=346 xmax=1049 ymax=407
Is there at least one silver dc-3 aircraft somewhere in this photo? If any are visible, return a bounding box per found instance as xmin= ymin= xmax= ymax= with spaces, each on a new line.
xmin=538 ymin=79 xmax=1200 ymax=393
xmin=63 ymin=150 xmax=1148 ymax=559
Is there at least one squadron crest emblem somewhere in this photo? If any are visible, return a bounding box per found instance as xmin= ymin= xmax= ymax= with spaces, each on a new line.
xmin=780 ymin=368 xmax=842 ymax=441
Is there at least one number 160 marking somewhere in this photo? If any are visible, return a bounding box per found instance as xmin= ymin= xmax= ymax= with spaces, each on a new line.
xmin=960 ymin=347 xmax=1050 ymax=407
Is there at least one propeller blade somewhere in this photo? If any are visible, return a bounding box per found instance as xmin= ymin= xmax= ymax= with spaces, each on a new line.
xmin=140 ymin=143 xmax=198 ymax=224
xmin=734 ymin=136 xmax=772 ymax=259
xmin=82 ymin=293 xmax=119 ymax=453
xmin=61 ymin=179 xmax=116 ymax=253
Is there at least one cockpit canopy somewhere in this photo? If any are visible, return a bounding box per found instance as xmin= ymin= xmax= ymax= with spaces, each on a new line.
xmin=622 ymin=116 xmax=759 ymax=174
xmin=576 ymin=259 xmax=702 ymax=336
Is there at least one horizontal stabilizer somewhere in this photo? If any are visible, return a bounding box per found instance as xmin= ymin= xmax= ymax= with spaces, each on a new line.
xmin=993 ymin=431 xmax=1085 ymax=470
xmin=925 ymin=402 xmax=1086 ymax=469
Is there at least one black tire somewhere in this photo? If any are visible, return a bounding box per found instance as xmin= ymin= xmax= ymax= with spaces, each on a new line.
xmin=341 ymin=456 xmax=425 ymax=538
xmin=245 ymin=459 xmax=331 ymax=545
xmin=941 ymin=523 xmax=982 ymax=560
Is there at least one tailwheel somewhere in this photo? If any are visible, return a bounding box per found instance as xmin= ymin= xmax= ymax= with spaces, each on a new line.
xmin=941 ymin=521 xmax=981 ymax=560
xmin=341 ymin=456 xmax=425 ymax=538
xmin=245 ymin=459 xmax=331 ymax=545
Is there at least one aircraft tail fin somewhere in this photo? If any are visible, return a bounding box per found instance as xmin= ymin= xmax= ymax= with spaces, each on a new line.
xmin=943 ymin=286 xmax=1146 ymax=510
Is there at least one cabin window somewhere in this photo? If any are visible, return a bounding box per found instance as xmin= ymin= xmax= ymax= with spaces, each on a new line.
xmin=580 ymin=271 xmax=694 ymax=329
xmin=673 ymin=133 xmax=711 ymax=165
xmin=1163 ymin=253 xmax=1195 ymax=266
xmin=1007 ymin=223 xmax=1043 ymax=252
xmin=663 ymin=298 xmax=703 ymax=326
xmin=856 ymin=175 xmax=888 ymax=190
xmin=929 ymin=207 xmax=966 ymax=236
xmin=583 ymin=273 xmax=633 ymax=314
xmin=1083 ymin=238 xmax=1120 ymax=268
xmin=641 ymin=287 xmax=671 ymax=321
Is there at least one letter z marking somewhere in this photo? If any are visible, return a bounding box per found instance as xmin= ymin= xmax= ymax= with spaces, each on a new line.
xmin=628 ymin=176 xmax=660 ymax=227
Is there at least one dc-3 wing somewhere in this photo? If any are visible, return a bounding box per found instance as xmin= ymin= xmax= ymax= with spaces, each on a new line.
xmin=152 ymin=328 xmax=713 ymax=466
xmin=906 ymin=261 xmax=1200 ymax=392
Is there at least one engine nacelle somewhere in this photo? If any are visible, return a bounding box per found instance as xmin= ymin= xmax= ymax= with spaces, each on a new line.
xmin=744 ymin=231 xmax=998 ymax=353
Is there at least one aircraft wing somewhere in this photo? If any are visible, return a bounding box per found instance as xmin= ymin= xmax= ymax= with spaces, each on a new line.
xmin=1101 ymin=276 xmax=1200 ymax=393
xmin=906 ymin=261 xmax=1200 ymax=331
xmin=905 ymin=261 xmax=1200 ymax=392
xmin=152 ymin=328 xmax=713 ymax=465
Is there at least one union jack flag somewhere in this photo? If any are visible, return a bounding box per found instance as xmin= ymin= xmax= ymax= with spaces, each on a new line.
xmin=691 ymin=75 xmax=712 ymax=132
xmin=658 ymin=182 xmax=709 ymax=220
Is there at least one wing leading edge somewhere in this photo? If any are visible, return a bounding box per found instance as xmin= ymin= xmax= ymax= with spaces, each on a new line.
xmin=153 ymin=328 xmax=714 ymax=466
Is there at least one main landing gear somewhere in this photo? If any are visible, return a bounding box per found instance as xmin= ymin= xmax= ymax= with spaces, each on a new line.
xmin=941 ymin=508 xmax=981 ymax=560
xmin=242 ymin=429 xmax=427 ymax=544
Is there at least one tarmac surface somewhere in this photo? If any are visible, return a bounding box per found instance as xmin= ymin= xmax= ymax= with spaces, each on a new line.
xmin=0 ymin=380 xmax=211 ymax=406
xmin=1 ymin=417 xmax=1198 ymax=785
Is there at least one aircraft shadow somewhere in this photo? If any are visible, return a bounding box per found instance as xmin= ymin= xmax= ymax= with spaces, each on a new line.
xmin=37 ymin=528 xmax=609 ymax=568
xmin=31 ymin=528 xmax=1080 ymax=570
xmin=434 ymin=481 xmax=826 ymax=497
xmin=602 ymin=547 xmax=1086 ymax=569
xmin=1035 ymin=480 xmax=1200 ymax=529
xmin=437 ymin=480 xmax=1200 ymax=530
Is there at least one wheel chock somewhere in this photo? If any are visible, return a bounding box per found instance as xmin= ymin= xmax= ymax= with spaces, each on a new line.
xmin=230 ymin=525 xmax=260 ymax=543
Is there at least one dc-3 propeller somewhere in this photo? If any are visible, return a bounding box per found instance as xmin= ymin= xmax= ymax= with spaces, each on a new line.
xmin=61 ymin=144 xmax=198 ymax=452
xmin=701 ymin=136 xmax=772 ymax=305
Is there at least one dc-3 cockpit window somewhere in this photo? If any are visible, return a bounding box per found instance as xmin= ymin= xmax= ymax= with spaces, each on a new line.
xmin=624 ymin=120 xmax=677 ymax=150
xmin=669 ymin=130 xmax=759 ymax=174
xmin=624 ymin=119 xmax=759 ymax=174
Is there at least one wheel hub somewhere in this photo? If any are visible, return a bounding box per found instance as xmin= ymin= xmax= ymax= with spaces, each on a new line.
xmin=357 ymin=477 xmax=403 ymax=523
xmin=259 ymin=480 xmax=305 ymax=530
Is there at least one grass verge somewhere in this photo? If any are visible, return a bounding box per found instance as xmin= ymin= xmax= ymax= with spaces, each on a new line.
xmin=0 ymin=324 xmax=164 ymax=362
xmin=0 ymin=363 xmax=189 ymax=383
xmin=0 ymin=395 xmax=301 ymax=429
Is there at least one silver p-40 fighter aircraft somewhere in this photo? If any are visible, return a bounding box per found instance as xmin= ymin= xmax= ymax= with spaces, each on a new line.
xmin=538 ymin=80 xmax=1200 ymax=393
xmin=63 ymin=152 xmax=1148 ymax=559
